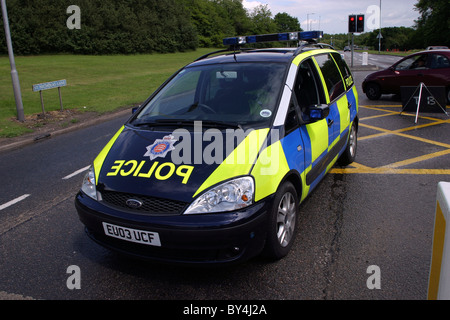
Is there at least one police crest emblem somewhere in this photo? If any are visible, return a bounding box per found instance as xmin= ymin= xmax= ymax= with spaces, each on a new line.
xmin=144 ymin=135 xmax=177 ymax=160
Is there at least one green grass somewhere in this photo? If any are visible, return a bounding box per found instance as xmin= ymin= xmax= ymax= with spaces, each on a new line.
xmin=0 ymin=49 xmax=214 ymax=138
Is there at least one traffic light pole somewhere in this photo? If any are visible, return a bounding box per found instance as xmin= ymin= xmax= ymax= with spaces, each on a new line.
xmin=1 ymin=0 xmax=25 ymax=122
xmin=351 ymin=33 xmax=354 ymax=68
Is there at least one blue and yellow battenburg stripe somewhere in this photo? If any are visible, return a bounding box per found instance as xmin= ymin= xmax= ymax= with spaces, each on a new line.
xmin=251 ymin=50 xmax=358 ymax=202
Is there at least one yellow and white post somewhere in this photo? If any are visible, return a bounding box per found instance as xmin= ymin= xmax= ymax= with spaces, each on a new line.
xmin=428 ymin=182 xmax=450 ymax=300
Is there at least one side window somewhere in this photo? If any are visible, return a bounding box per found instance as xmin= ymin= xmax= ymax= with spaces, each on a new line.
xmin=396 ymin=54 xmax=428 ymax=70
xmin=293 ymin=59 xmax=325 ymax=112
xmin=331 ymin=52 xmax=354 ymax=89
xmin=430 ymin=54 xmax=450 ymax=69
xmin=314 ymin=53 xmax=346 ymax=102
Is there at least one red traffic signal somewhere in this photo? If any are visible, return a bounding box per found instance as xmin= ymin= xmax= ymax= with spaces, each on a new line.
xmin=357 ymin=15 xmax=365 ymax=33
xmin=348 ymin=15 xmax=356 ymax=33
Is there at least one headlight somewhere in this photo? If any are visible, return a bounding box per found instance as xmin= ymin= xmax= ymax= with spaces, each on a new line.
xmin=184 ymin=176 xmax=254 ymax=214
xmin=81 ymin=166 xmax=97 ymax=200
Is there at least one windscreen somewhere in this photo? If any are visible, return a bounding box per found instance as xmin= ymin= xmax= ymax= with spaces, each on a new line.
xmin=132 ymin=62 xmax=287 ymax=129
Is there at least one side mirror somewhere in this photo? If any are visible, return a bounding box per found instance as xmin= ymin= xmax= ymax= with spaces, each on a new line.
xmin=307 ymin=104 xmax=330 ymax=122
xmin=132 ymin=105 xmax=140 ymax=114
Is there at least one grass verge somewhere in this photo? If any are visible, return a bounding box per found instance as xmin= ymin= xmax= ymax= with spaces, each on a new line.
xmin=0 ymin=49 xmax=214 ymax=138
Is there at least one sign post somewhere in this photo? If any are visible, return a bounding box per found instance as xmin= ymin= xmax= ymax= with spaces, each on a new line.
xmin=400 ymin=83 xmax=448 ymax=124
xmin=32 ymin=79 xmax=67 ymax=115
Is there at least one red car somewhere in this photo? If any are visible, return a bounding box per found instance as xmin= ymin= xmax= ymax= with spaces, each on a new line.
xmin=362 ymin=49 xmax=450 ymax=103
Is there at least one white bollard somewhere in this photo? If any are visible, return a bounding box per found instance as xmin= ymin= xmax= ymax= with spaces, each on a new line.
xmin=362 ymin=52 xmax=369 ymax=66
xmin=428 ymin=182 xmax=450 ymax=300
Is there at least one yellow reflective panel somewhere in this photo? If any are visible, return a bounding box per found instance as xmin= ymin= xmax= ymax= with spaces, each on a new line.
xmin=193 ymin=128 xmax=269 ymax=198
xmin=353 ymin=86 xmax=359 ymax=113
xmin=336 ymin=95 xmax=350 ymax=135
xmin=306 ymin=120 xmax=328 ymax=163
xmin=93 ymin=126 xmax=125 ymax=184
xmin=251 ymin=140 xmax=290 ymax=202
xmin=292 ymin=48 xmax=331 ymax=66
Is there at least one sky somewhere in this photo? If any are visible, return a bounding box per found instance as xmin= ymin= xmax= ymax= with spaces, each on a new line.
xmin=242 ymin=0 xmax=420 ymax=34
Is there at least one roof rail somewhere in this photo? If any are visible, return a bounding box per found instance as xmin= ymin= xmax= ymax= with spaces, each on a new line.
xmin=293 ymin=42 xmax=335 ymax=56
xmin=194 ymin=48 xmax=255 ymax=62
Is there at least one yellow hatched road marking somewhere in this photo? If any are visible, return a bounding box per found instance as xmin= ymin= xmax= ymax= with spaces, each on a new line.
xmin=380 ymin=149 xmax=450 ymax=169
xmin=360 ymin=123 xmax=450 ymax=148
xmin=331 ymin=164 xmax=450 ymax=175
xmin=332 ymin=105 xmax=450 ymax=176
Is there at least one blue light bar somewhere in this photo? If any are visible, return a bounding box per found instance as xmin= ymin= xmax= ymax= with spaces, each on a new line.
xmin=223 ymin=31 xmax=323 ymax=46
xmin=299 ymin=30 xmax=323 ymax=40
xmin=223 ymin=36 xmax=247 ymax=46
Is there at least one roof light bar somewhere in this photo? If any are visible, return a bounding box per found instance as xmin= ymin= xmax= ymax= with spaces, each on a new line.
xmin=223 ymin=31 xmax=323 ymax=46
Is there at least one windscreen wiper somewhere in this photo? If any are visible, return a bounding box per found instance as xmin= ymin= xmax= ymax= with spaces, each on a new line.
xmin=199 ymin=120 xmax=244 ymax=130
xmin=132 ymin=119 xmax=243 ymax=130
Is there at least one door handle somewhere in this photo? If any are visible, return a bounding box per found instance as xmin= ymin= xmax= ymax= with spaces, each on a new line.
xmin=327 ymin=119 xmax=334 ymax=127
xmin=348 ymin=102 xmax=352 ymax=109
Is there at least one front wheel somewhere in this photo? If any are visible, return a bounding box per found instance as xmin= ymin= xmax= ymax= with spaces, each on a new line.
xmin=263 ymin=182 xmax=298 ymax=260
xmin=365 ymin=83 xmax=381 ymax=100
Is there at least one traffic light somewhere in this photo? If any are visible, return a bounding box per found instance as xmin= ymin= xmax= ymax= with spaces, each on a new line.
xmin=349 ymin=14 xmax=365 ymax=33
xmin=348 ymin=15 xmax=356 ymax=33
xmin=357 ymin=15 xmax=365 ymax=33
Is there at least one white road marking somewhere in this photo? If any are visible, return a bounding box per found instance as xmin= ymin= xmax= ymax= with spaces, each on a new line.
xmin=0 ymin=194 xmax=31 ymax=211
xmin=62 ymin=165 xmax=90 ymax=180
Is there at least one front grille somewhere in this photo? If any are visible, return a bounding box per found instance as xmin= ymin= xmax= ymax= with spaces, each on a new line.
xmin=101 ymin=191 xmax=188 ymax=215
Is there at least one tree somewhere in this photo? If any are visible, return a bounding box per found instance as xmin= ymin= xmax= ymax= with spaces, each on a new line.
xmin=248 ymin=4 xmax=277 ymax=35
xmin=361 ymin=27 xmax=416 ymax=51
xmin=0 ymin=0 xmax=198 ymax=54
xmin=274 ymin=12 xmax=301 ymax=32
xmin=414 ymin=0 xmax=450 ymax=47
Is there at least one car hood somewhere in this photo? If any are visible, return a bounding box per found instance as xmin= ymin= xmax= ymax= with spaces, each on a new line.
xmin=95 ymin=125 xmax=269 ymax=203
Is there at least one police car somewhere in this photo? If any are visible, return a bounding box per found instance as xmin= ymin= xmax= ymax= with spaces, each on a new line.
xmin=75 ymin=31 xmax=359 ymax=265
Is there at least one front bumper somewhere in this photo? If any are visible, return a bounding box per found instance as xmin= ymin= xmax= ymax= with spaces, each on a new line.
xmin=74 ymin=192 xmax=273 ymax=265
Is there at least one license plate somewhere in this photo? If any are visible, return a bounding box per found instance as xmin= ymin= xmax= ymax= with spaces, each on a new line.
xmin=102 ymin=222 xmax=161 ymax=247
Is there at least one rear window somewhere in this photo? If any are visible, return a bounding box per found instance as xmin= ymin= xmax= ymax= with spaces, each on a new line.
xmin=430 ymin=54 xmax=450 ymax=69
xmin=331 ymin=52 xmax=353 ymax=89
xmin=314 ymin=53 xmax=346 ymax=102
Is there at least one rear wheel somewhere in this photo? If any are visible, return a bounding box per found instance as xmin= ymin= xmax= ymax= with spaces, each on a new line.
xmin=263 ymin=182 xmax=298 ymax=260
xmin=365 ymin=83 xmax=381 ymax=100
xmin=338 ymin=122 xmax=357 ymax=166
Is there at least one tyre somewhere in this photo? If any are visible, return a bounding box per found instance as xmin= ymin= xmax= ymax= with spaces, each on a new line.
xmin=365 ymin=83 xmax=381 ymax=100
xmin=338 ymin=122 xmax=357 ymax=166
xmin=447 ymin=87 xmax=450 ymax=105
xmin=263 ymin=181 xmax=298 ymax=260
